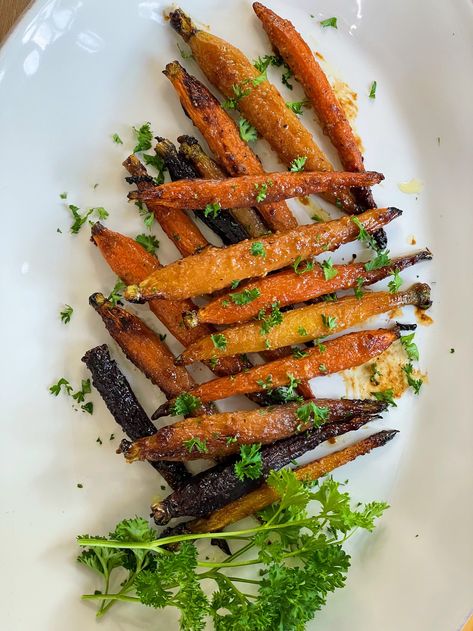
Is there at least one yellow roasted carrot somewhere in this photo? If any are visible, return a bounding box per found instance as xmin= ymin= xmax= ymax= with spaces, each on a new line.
xmin=124 ymin=207 xmax=401 ymax=302
xmin=178 ymin=284 xmax=431 ymax=363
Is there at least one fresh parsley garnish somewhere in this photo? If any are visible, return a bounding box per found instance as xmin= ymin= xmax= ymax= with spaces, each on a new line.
xmin=281 ymin=65 xmax=294 ymax=90
xmin=351 ymin=216 xmax=379 ymax=251
xmin=403 ymin=363 xmax=423 ymax=394
xmin=320 ymin=17 xmax=338 ymax=28
xmin=230 ymin=279 xmax=240 ymax=289
xmin=296 ymin=401 xmax=329 ymax=427
xmin=234 ymin=443 xmax=263 ymax=480
xmin=59 ymin=191 xmax=68 ymax=199
xmin=230 ymin=288 xmax=261 ymax=305
xmin=314 ymin=338 xmax=327 ymax=353
xmin=364 ymin=251 xmax=391 ymax=271
xmin=369 ymin=363 xmax=382 ymax=386
xmin=253 ymin=54 xmax=283 ymax=73
xmin=112 ymin=133 xmax=123 ymax=144
xmin=292 ymin=348 xmax=308 ymax=359
xmin=132 ymin=122 xmax=153 ymax=152
xmin=256 ymin=375 xmax=273 ymax=390
xmin=321 ymin=314 xmax=337 ymax=330
xmin=72 ymin=378 xmax=92 ymax=404
xmin=289 ymin=155 xmax=308 ymax=171
xmin=321 ymin=258 xmax=338 ymax=281
xmin=258 ymin=302 xmax=283 ymax=334
xmin=49 ymin=378 xmax=73 ymax=396
xmin=254 ymin=182 xmax=268 ymax=202
xmin=239 ymin=117 xmax=258 ymax=142
xmin=354 ymin=276 xmax=365 ymax=299
xmin=222 ymin=83 xmax=251 ymax=110
xmin=142 ymin=153 xmax=166 ymax=185
xmin=293 ymin=256 xmax=314 ymax=274
xmin=226 ymin=436 xmax=238 ymax=445
xmin=135 ymin=233 xmax=159 ymax=255
xmin=67 ymin=205 xmax=108 ymax=234
xmin=250 ymin=241 xmax=266 ymax=257
xmin=318 ymin=363 xmax=328 ymax=373
xmin=388 ymin=270 xmax=403 ymax=293
xmin=136 ymin=201 xmax=155 ymax=230
xmin=298 ymin=326 xmax=308 ymax=336
xmin=372 ymin=389 xmax=397 ymax=407
xmin=107 ymin=279 xmax=126 ymax=306
xmin=60 ymin=304 xmax=73 ymax=324
xmin=204 ymin=202 xmax=221 ymax=219
xmin=369 ymin=81 xmax=377 ymax=99
xmin=170 ymin=392 xmax=201 ymax=416
xmin=211 ymin=333 xmax=228 ymax=350
xmin=183 ymin=437 xmax=208 ymax=454
xmin=286 ymin=101 xmax=309 ymax=116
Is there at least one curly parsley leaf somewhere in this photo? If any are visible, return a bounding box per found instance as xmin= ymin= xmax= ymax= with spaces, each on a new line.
xmin=239 ymin=117 xmax=258 ymax=142
xmin=234 ymin=443 xmax=263 ymax=481
xmin=293 ymin=256 xmax=314 ymax=275
xmin=170 ymin=392 xmax=201 ymax=417
xmin=211 ymin=333 xmax=227 ymax=351
xmin=296 ymin=401 xmax=329 ymax=427
xmin=320 ymin=17 xmax=338 ymax=28
xmin=135 ymin=233 xmax=159 ymax=255
xmin=132 ymin=122 xmax=153 ymax=153
xmin=321 ymin=313 xmax=337 ymax=330
xmin=111 ymin=133 xmax=123 ymax=145
xmin=400 ymin=333 xmax=419 ymax=362
xmin=289 ymin=155 xmax=308 ymax=171
xmin=364 ymin=250 xmax=391 ymax=271
xmin=388 ymin=270 xmax=403 ymax=293
xmin=250 ymin=241 xmax=266 ymax=257
xmin=372 ymin=388 xmax=397 ymax=407
xmin=321 ymin=258 xmax=338 ymax=281
xmin=258 ymin=301 xmax=283 ymax=335
xmin=230 ymin=287 xmax=261 ymax=305
xmin=60 ymin=304 xmax=73 ymax=324
xmin=49 ymin=378 xmax=73 ymax=396
xmin=204 ymin=202 xmax=221 ymax=219
xmin=107 ymin=279 xmax=126 ymax=306
xmin=286 ymin=101 xmax=309 ymax=116
xmin=183 ymin=437 xmax=208 ymax=454
xmin=403 ymin=363 xmax=423 ymax=394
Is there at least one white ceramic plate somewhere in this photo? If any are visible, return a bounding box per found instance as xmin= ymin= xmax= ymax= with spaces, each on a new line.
xmin=1 ymin=1 xmax=472 ymax=629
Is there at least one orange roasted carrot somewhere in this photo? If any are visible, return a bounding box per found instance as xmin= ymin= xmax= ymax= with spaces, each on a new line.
xmin=123 ymin=154 xmax=209 ymax=255
xmin=194 ymin=249 xmax=433 ymax=325
xmin=122 ymin=397 xmax=384 ymax=462
xmin=163 ymin=61 xmax=297 ymax=232
xmin=180 ymin=429 xmax=397 ymax=533
xmin=253 ymin=2 xmax=375 ymax=209
xmin=124 ymin=207 xmax=401 ymax=302
xmin=177 ymin=135 xmax=268 ymax=238
xmin=178 ymin=284 xmax=431 ymax=363
xmin=91 ymin=222 xmax=247 ymax=378
xmin=157 ymin=328 xmax=398 ymax=406
xmin=168 ymin=9 xmax=358 ymax=214
xmin=88 ymin=293 xmax=202 ymax=404
xmin=131 ymin=168 xmax=383 ymax=210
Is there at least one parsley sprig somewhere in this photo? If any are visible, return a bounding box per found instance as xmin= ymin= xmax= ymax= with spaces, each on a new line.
xmin=170 ymin=392 xmax=201 ymax=417
xmin=258 ymin=301 xmax=283 ymax=335
xmin=234 ymin=443 xmax=263 ymax=480
xmin=60 ymin=304 xmax=73 ymax=324
xmin=78 ymin=471 xmax=388 ymax=626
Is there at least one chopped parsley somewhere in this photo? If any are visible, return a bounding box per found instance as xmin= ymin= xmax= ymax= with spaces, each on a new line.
xmin=135 ymin=233 xmax=159 ymax=255
xmin=72 ymin=379 xmax=92 ymax=404
xmin=369 ymin=363 xmax=382 ymax=386
xmin=293 ymin=348 xmax=308 ymax=359
xmin=234 ymin=443 xmax=263 ymax=481
xmin=281 ymin=66 xmax=294 ymax=90
xmin=230 ymin=279 xmax=240 ymax=289
xmin=254 ymin=182 xmax=268 ymax=202
xmin=132 ymin=122 xmax=153 ymax=152
xmin=49 ymin=378 xmax=73 ymax=396
xmin=225 ymin=436 xmax=238 ymax=446
xmin=253 ymin=54 xmax=283 ymax=73
xmin=59 ymin=191 xmax=68 ymax=199
xmin=230 ymin=287 xmax=261 ymax=305
xmin=364 ymin=250 xmax=391 ymax=271
xmin=314 ymin=338 xmax=327 ymax=353
xmin=354 ymin=277 xmax=365 ymax=299
xmin=211 ymin=333 xmax=228 ymax=351
xmin=204 ymin=202 xmax=221 ymax=219
xmin=388 ymin=270 xmax=403 ymax=293
xmin=170 ymin=392 xmax=201 ymax=416
xmin=372 ymin=389 xmax=397 ymax=407
xmin=286 ymin=101 xmax=309 ymax=116
xmin=321 ymin=314 xmax=337 ymax=330
xmin=369 ymin=81 xmax=377 ymax=99
xmin=320 ymin=17 xmax=338 ymax=28
xmin=298 ymin=326 xmax=308 ymax=336
xmin=250 ymin=241 xmax=266 ymax=257
xmin=351 ymin=216 xmax=379 ymax=251
xmin=239 ymin=117 xmax=258 ymax=142
xmin=112 ymin=133 xmax=123 ymax=144
xmin=318 ymin=363 xmax=328 ymax=373
xmin=289 ymin=155 xmax=308 ymax=171
xmin=258 ymin=302 xmax=283 ymax=334
xmin=400 ymin=331 xmax=420 ymax=361
xmin=67 ymin=205 xmax=108 ymax=234
xmin=81 ymin=402 xmax=94 ymax=415
xmin=256 ymin=375 xmax=273 ymax=390
xmin=296 ymin=401 xmax=329 ymax=427
xmin=136 ymin=201 xmax=155 ymax=230
xmin=293 ymin=256 xmax=314 ymax=274
xmin=183 ymin=437 xmax=208 ymax=454
xmin=60 ymin=304 xmax=73 ymax=324
xmin=222 ymin=83 xmax=251 ymax=110
xmin=107 ymin=279 xmax=126 ymax=306
xmin=403 ymin=363 xmax=423 ymax=394
xmin=320 ymin=258 xmax=338 ymax=281
xmin=142 ymin=153 xmax=166 ymax=185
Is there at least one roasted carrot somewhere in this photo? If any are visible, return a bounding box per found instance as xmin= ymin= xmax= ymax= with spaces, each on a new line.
xmin=82 ymin=344 xmax=191 ymax=489
xmin=178 ymin=284 xmax=431 ymax=363
xmin=124 ymin=207 xmax=400 ymax=302
xmin=156 ymin=328 xmax=399 ymax=407
xmin=91 ymin=222 xmax=247 ymax=379
xmin=122 ymin=398 xmax=385 ymax=462
xmin=178 ymin=429 xmax=398 ymax=533
xmin=163 ymin=61 xmax=297 ymax=232
xmin=153 ymin=136 xmax=249 ymax=245
xmin=151 ymin=418 xmax=370 ymax=523
xmin=253 ymin=3 xmax=375 ymax=210
xmin=168 ymin=9 xmax=359 ymax=214
xmin=123 ymin=154 xmax=209 ymax=255
xmin=177 ymin=135 xmax=268 ymax=238
xmin=131 ymin=168 xmax=383 ymax=210
xmin=194 ymin=249 xmax=433 ymax=325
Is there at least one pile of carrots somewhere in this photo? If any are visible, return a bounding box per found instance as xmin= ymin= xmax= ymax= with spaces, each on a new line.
xmin=83 ymin=4 xmax=432 ymax=534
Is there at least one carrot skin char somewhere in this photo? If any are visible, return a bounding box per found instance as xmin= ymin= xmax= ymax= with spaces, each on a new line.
xmin=125 ymin=207 xmax=401 ymax=302
xmin=178 ymin=429 xmax=398 ymax=533
xmin=179 ymin=284 xmax=431 ymax=363
xmin=122 ymin=398 xmax=386 ymax=462
xmin=197 ymin=249 xmax=433 ymax=325
xmin=168 ymin=8 xmax=358 ymax=214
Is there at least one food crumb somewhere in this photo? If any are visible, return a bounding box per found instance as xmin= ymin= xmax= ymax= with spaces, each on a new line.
xmin=450 ymin=348 xmax=455 ymax=354
xmin=77 ymin=483 xmax=83 ymax=488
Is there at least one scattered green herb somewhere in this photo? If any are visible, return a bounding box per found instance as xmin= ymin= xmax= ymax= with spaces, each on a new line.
xmin=211 ymin=333 xmax=228 ymax=351
xmin=298 ymin=326 xmax=308 ymax=336
xmin=132 ymin=122 xmax=153 ymax=152
xmin=320 ymin=17 xmax=338 ymax=28
xmin=320 ymin=258 xmax=338 ymax=281
xmin=135 ymin=233 xmax=159 ymax=255
xmin=388 ymin=270 xmax=403 ymax=293
xmin=258 ymin=302 xmax=283 ymax=334
xmin=400 ymin=333 xmax=419 ymax=362
xmin=369 ymin=81 xmax=377 ymax=99
xmin=256 ymin=375 xmax=273 ymax=390
xmin=293 ymin=255 xmax=314 ymax=275
xmin=250 ymin=241 xmax=266 ymax=257
xmin=72 ymin=379 xmax=92 ymax=404
xmin=296 ymin=401 xmax=329 ymax=427
xmin=170 ymin=392 xmax=201 ymax=417
xmin=354 ymin=277 xmax=365 ymax=300
xmin=183 ymin=437 xmax=208 ymax=454
xmin=369 ymin=363 xmax=382 ymax=386
xmin=321 ymin=314 xmax=337 ymax=330
xmin=49 ymin=378 xmax=73 ymax=396
xmin=107 ymin=279 xmax=126 ymax=306
xmin=96 ymin=437 xmax=103 ymax=445
xmin=372 ymin=389 xmax=397 ymax=407
xmin=225 ymin=436 xmax=238 ymax=446
xmin=239 ymin=117 xmax=258 ymax=142
xmin=177 ymin=42 xmax=193 ymax=59
xmin=60 ymin=191 xmax=68 ymax=199
xmin=234 ymin=443 xmax=263 ymax=481
xmin=293 ymin=348 xmax=308 ymax=359
xmin=364 ymin=251 xmax=391 ymax=271
xmin=289 ymin=155 xmax=308 ymax=171
xmin=60 ymin=304 xmax=73 ymax=324
xmin=204 ymin=202 xmax=221 ymax=219
xmin=230 ymin=288 xmax=261 ymax=305
xmin=112 ymin=133 xmax=123 ymax=145
xmin=254 ymin=182 xmax=268 ymax=202
xmin=230 ymin=279 xmax=240 ymax=289
xmin=403 ymin=363 xmax=423 ymax=394
xmin=286 ymin=101 xmax=309 ymax=116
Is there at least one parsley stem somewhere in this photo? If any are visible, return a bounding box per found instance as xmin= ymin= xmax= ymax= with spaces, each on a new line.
xmin=226 ymin=576 xmax=261 ymax=585
xmin=197 ymin=558 xmax=261 ymax=568
xmin=82 ymin=594 xmax=140 ymax=603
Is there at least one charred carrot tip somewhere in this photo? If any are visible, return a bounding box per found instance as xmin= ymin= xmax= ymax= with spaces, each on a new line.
xmin=89 ymin=292 xmax=106 ymax=309
xmin=124 ymin=285 xmax=143 ymax=302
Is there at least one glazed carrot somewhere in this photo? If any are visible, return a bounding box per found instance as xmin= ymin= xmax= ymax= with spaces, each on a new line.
xmin=253 ymin=3 xmax=375 ymax=209
xmin=194 ymin=249 xmax=433 ymax=325
xmin=163 ymin=61 xmax=297 ymax=231
xmin=123 ymin=154 xmax=208 ymax=255
xmin=122 ymin=398 xmax=385 ymax=462
xmin=159 ymin=329 xmax=399 ymax=405
xmin=124 ymin=207 xmax=401 ymax=302
xmin=178 ymin=284 xmax=431 ymax=363
xmin=168 ymin=9 xmax=358 ymax=214
xmin=91 ymin=222 xmax=248 ymax=379
xmin=177 ymin=135 xmax=268 ymax=237
xmin=88 ymin=293 xmax=201 ymax=403
xmin=131 ymin=168 xmax=383 ymax=210
xmin=179 ymin=429 xmax=398 ymax=533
